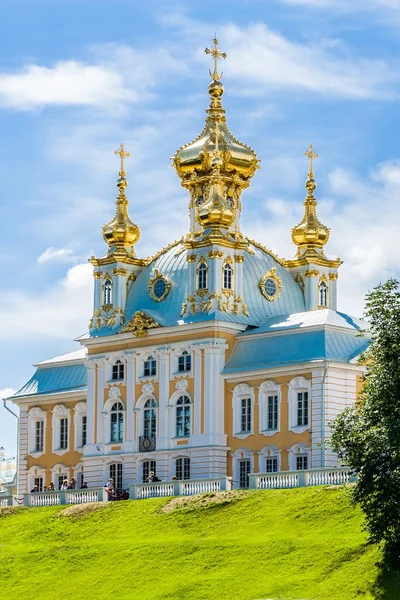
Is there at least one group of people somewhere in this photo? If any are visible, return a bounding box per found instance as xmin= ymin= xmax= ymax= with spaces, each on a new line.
xmin=30 ymin=478 xmax=89 ymax=493
xmin=104 ymin=478 xmax=129 ymax=501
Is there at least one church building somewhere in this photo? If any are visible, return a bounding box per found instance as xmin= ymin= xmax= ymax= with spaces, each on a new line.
xmin=10 ymin=39 xmax=369 ymax=494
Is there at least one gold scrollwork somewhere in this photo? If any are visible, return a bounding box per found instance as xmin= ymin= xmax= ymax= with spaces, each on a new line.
xmin=234 ymin=255 xmax=244 ymax=263
xmin=304 ymin=269 xmax=319 ymax=278
xmin=119 ymin=311 xmax=159 ymax=337
xmin=259 ymin=268 xmax=282 ymax=301
xmin=93 ymin=271 xmax=102 ymax=279
xmin=208 ymin=250 xmax=224 ymax=259
xmin=113 ymin=268 xmax=127 ymax=276
xmin=148 ymin=268 xmax=171 ymax=303
xmin=329 ymin=273 xmax=338 ymax=281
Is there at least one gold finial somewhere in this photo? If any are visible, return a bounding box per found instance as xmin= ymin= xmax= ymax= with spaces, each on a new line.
xmin=205 ymin=37 xmax=227 ymax=81
xmin=114 ymin=143 xmax=131 ymax=174
xmin=304 ymin=144 xmax=318 ymax=176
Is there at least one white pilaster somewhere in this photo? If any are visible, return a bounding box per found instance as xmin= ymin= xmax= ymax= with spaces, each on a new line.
xmin=157 ymin=349 xmax=170 ymax=449
xmin=95 ymin=359 xmax=105 ymax=446
xmin=203 ymin=343 xmax=228 ymax=446
xmin=192 ymin=346 xmax=202 ymax=444
xmin=124 ymin=353 xmax=136 ymax=452
xmin=86 ymin=361 xmax=96 ymax=449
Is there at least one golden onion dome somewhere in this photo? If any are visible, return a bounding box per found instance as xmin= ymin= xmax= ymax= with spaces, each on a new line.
xmin=102 ymin=144 xmax=140 ymax=255
xmin=172 ymin=38 xmax=259 ymax=195
xmin=197 ymin=160 xmax=235 ymax=229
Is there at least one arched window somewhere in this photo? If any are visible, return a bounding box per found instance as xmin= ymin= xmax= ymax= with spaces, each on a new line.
xmin=143 ymin=399 xmax=157 ymax=438
xmin=319 ymin=281 xmax=327 ymax=307
xmin=110 ymin=402 xmax=124 ymax=442
xmin=112 ymin=360 xmax=124 ymax=381
xmin=198 ymin=262 xmax=207 ymax=290
xmin=178 ymin=351 xmax=191 ymax=373
xmin=144 ymin=356 xmax=157 ymax=377
xmin=223 ymin=263 xmax=233 ymax=290
xmin=176 ymin=396 xmax=191 ymax=437
xmin=104 ymin=279 xmax=113 ymax=305
xmin=142 ymin=460 xmax=156 ymax=483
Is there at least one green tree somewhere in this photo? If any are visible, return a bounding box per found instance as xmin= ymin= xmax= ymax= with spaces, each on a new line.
xmin=331 ymin=279 xmax=400 ymax=566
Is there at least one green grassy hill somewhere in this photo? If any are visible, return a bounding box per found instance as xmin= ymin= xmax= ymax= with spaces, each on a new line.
xmin=0 ymin=487 xmax=399 ymax=600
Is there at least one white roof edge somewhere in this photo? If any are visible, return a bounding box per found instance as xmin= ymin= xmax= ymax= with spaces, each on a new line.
xmin=34 ymin=348 xmax=87 ymax=368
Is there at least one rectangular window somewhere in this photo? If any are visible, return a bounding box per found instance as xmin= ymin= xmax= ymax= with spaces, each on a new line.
xmin=81 ymin=416 xmax=87 ymax=447
xmin=297 ymin=392 xmax=309 ymax=426
xmin=78 ymin=472 xmax=85 ymax=488
xmin=109 ymin=463 xmax=123 ymax=492
xmin=142 ymin=460 xmax=156 ymax=483
xmin=240 ymin=398 xmax=251 ymax=433
xmin=35 ymin=421 xmax=44 ymax=452
xmin=265 ymin=457 xmax=278 ymax=473
xmin=112 ymin=361 xmax=124 ymax=380
xmin=296 ymin=455 xmax=308 ymax=471
xmin=58 ymin=475 xmax=67 ymax=490
xmin=267 ymin=395 xmax=278 ymax=430
xmin=34 ymin=477 xmax=43 ymax=492
xmin=239 ymin=459 xmax=251 ymax=488
xmin=60 ymin=418 xmax=68 ymax=449
xmin=175 ymin=457 xmax=191 ymax=480
xmin=144 ymin=358 xmax=157 ymax=377
xmin=178 ymin=353 xmax=191 ymax=372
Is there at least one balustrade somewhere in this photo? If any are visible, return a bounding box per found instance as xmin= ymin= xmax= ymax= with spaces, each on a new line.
xmin=249 ymin=468 xmax=354 ymax=490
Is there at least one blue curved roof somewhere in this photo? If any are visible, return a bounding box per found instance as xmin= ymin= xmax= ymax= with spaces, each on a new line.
xmin=121 ymin=240 xmax=305 ymax=330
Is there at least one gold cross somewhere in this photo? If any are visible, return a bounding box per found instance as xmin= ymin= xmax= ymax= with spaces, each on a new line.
xmin=114 ymin=143 xmax=131 ymax=173
xmin=210 ymin=119 xmax=222 ymax=154
xmin=205 ymin=37 xmax=227 ymax=81
xmin=304 ymin=144 xmax=319 ymax=174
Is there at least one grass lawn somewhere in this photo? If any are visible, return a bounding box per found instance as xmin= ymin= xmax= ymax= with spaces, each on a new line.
xmin=0 ymin=487 xmax=399 ymax=600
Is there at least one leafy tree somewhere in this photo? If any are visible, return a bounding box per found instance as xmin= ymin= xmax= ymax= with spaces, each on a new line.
xmin=331 ymin=279 xmax=400 ymax=566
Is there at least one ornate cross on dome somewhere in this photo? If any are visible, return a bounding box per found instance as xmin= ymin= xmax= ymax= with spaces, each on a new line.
xmin=205 ymin=37 xmax=227 ymax=81
xmin=114 ymin=143 xmax=131 ymax=173
xmin=210 ymin=119 xmax=222 ymax=155
xmin=304 ymin=144 xmax=318 ymax=175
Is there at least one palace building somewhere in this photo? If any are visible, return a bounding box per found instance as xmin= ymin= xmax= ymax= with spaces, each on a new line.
xmin=10 ymin=39 xmax=369 ymax=494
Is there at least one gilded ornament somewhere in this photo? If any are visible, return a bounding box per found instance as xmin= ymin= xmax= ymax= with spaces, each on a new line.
xmin=259 ymin=268 xmax=282 ymax=301
xmin=119 ymin=311 xmax=159 ymax=337
xmin=304 ymin=269 xmax=319 ymax=278
xmin=113 ymin=268 xmax=128 ymax=276
xmin=148 ymin=269 xmax=171 ymax=302
xmin=329 ymin=273 xmax=338 ymax=281
xmin=93 ymin=271 xmax=102 ymax=279
xmin=242 ymin=303 xmax=249 ymax=317
xmin=234 ymin=255 xmax=244 ymax=263
xmin=187 ymin=254 xmax=196 ymax=262
xmin=208 ymin=250 xmax=224 ymax=259
xmin=180 ymin=303 xmax=187 ymax=316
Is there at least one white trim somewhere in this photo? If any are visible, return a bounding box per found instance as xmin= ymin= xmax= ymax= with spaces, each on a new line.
xmin=288 ymin=376 xmax=311 ymax=434
xmin=258 ymin=445 xmax=282 ymax=472
xmin=288 ymin=442 xmax=311 ymax=471
xmin=28 ymin=406 xmax=47 ymax=458
xmin=74 ymin=401 xmax=87 ymax=451
xmin=230 ymin=448 xmax=254 ymax=488
xmin=27 ymin=465 xmax=47 ymax=492
xmin=52 ymin=405 xmax=71 ymax=456
xmin=258 ymin=380 xmax=281 ymax=436
xmin=232 ymin=383 xmax=254 ymax=439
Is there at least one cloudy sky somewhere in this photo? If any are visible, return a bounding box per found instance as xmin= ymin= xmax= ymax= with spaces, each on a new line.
xmin=1 ymin=0 xmax=400 ymax=455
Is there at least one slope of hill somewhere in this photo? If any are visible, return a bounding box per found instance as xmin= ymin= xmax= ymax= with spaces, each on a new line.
xmin=0 ymin=487 xmax=398 ymax=600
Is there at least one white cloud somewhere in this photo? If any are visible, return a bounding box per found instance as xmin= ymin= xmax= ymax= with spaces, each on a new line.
xmin=0 ymin=44 xmax=184 ymax=111
xmin=0 ymin=388 xmax=16 ymax=400
xmin=0 ymin=263 xmax=93 ymax=341
xmin=37 ymin=247 xmax=77 ymax=264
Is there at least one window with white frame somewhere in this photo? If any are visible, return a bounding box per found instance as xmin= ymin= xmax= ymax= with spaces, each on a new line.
xmin=259 ymin=380 xmax=280 ymax=436
xmin=52 ymin=405 xmax=70 ymax=455
xmin=175 ymin=457 xmax=190 ymax=480
xmin=143 ymin=398 xmax=157 ymax=437
xmin=176 ymin=395 xmax=191 ymax=437
xmin=104 ymin=278 xmax=113 ymax=305
xmin=232 ymin=383 xmax=254 ymax=438
xmin=288 ymin=443 xmax=311 ymax=471
xmin=288 ymin=377 xmax=311 ymax=433
xmin=319 ymin=281 xmax=328 ymax=307
xmin=28 ymin=466 xmax=46 ymax=493
xmin=223 ymin=262 xmax=233 ymax=290
xmin=81 ymin=416 xmax=87 ymax=447
xmin=109 ymin=463 xmax=123 ymax=491
xmin=258 ymin=445 xmax=281 ymax=474
xmin=178 ymin=351 xmax=191 ymax=373
xmin=28 ymin=407 xmax=47 ymax=457
xmin=231 ymin=448 xmax=253 ymax=490
xmin=265 ymin=457 xmax=278 ymax=472
xmin=142 ymin=460 xmax=156 ymax=483
xmin=112 ymin=360 xmax=124 ymax=381
xmin=197 ymin=262 xmax=207 ymax=290
xmin=239 ymin=459 xmax=251 ymax=488
xmin=267 ymin=395 xmax=278 ymax=430
xmin=144 ymin=356 xmax=157 ymax=377
xmin=74 ymin=402 xmax=87 ymax=451
xmin=34 ymin=477 xmax=44 ymax=492
xmin=110 ymin=402 xmax=124 ymax=442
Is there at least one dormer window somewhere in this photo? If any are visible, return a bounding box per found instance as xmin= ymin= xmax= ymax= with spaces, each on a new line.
xmin=112 ymin=360 xmax=124 ymax=381
xmin=178 ymin=351 xmax=191 ymax=373
xmin=223 ymin=262 xmax=233 ymax=290
xmin=144 ymin=356 xmax=157 ymax=377
xmin=319 ymin=281 xmax=327 ymax=307
xmin=198 ymin=262 xmax=207 ymax=290
xmin=104 ymin=279 xmax=113 ymax=305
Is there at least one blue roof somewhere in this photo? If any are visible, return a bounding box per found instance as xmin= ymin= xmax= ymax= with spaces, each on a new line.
xmin=13 ymin=363 xmax=87 ymax=399
xmin=223 ymin=328 xmax=370 ymax=373
xmin=88 ymin=239 xmax=306 ymax=337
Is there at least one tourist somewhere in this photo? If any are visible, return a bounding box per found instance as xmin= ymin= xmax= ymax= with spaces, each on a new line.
xmin=43 ymin=485 xmax=48 ymax=491
xmin=60 ymin=479 xmax=69 ymax=491
xmin=48 ymin=482 xmax=55 ymax=491
xmin=105 ymin=477 xmax=114 ymax=501
xmin=68 ymin=477 xmax=77 ymax=489
xmin=30 ymin=485 xmax=39 ymax=493
xmin=146 ymin=471 xmax=160 ymax=483
xmin=121 ymin=489 xmax=129 ymax=500
xmin=80 ymin=481 xmax=88 ymax=489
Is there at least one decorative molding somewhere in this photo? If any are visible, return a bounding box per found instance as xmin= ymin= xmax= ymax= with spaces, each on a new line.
xmin=148 ymin=268 xmax=171 ymax=303
xmin=119 ymin=311 xmax=159 ymax=337
xmin=329 ymin=273 xmax=338 ymax=281
xmin=186 ymin=254 xmax=196 ymax=262
xmin=141 ymin=382 xmax=154 ymax=395
xmin=208 ymin=250 xmax=224 ymax=259
xmin=175 ymin=379 xmax=188 ymax=392
xmin=259 ymin=268 xmax=282 ymax=301
xmin=234 ymin=255 xmax=244 ymax=263
xmin=113 ymin=268 xmax=128 ymax=276
xmin=93 ymin=271 xmax=103 ymax=279
xmin=304 ymin=269 xmax=319 ymax=277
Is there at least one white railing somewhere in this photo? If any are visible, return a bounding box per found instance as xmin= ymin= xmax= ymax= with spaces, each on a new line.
xmin=249 ymin=468 xmax=355 ymax=490
xmin=0 ymin=495 xmax=13 ymax=507
xmin=24 ymin=487 xmax=108 ymax=507
xmin=129 ymin=477 xmax=231 ymax=500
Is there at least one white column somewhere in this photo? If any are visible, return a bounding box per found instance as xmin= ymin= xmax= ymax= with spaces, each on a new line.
xmin=192 ymin=346 xmax=202 ymax=444
xmin=124 ymin=353 xmax=135 ymax=452
xmin=305 ymin=271 xmax=319 ymax=310
xmin=203 ymin=343 xmax=228 ymax=447
xmin=157 ymin=349 xmax=170 ymax=449
xmin=96 ymin=359 xmax=105 ymax=446
xmin=234 ymin=256 xmax=244 ymax=300
xmin=85 ymin=361 xmax=96 ymax=451
xmin=329 ymin=275 xmax=338 ymax=310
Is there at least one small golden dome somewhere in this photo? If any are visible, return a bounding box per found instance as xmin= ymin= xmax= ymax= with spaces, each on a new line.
xmin=197 ymin=163 xmax=235 ymax=228
xmin=102 ymin=144 xmax=140 ymax=255
xmin=292 ymin=145 xmax=330 ymax=252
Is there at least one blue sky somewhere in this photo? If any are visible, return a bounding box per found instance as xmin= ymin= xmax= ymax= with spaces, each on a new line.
xmin=1 ymin=0 xmax=400 ymax=456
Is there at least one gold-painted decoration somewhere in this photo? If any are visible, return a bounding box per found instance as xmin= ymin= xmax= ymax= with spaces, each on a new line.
xmin=148 ymin=269 xmax=171 ymax=302
xmin=304 ymin=269 xmax=319 ymax=278
xmin=102 ymin=144 xmax=141 ymax=256
xmin=113 ymin=268 xmax=128 ymax=276
xmin=208 ymin=250 xmax=224 ymax=259
xmin=205 ymin=36 xmax=227 ymax=82
xmin=242 ymin=303 xmax=249 ymax=317
xmin=93 ymin=271 xmax=103 ymax=279
xmin=259 ymin=268 xmax=282 ymax=301
xmin=291 ymin=145 xmax=330 ymax=257
xmin=295 ymin=274 xmax=305 ymax=294
xmin=234 ymin=255 xmax=244 ymax=263
xmin=119 ymin=311 xmax=159 ymax=337
xmin=186 ymin=254 xmax=197 ymax=262
xmin=329 ymin=273 xmax=338 ymax=281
